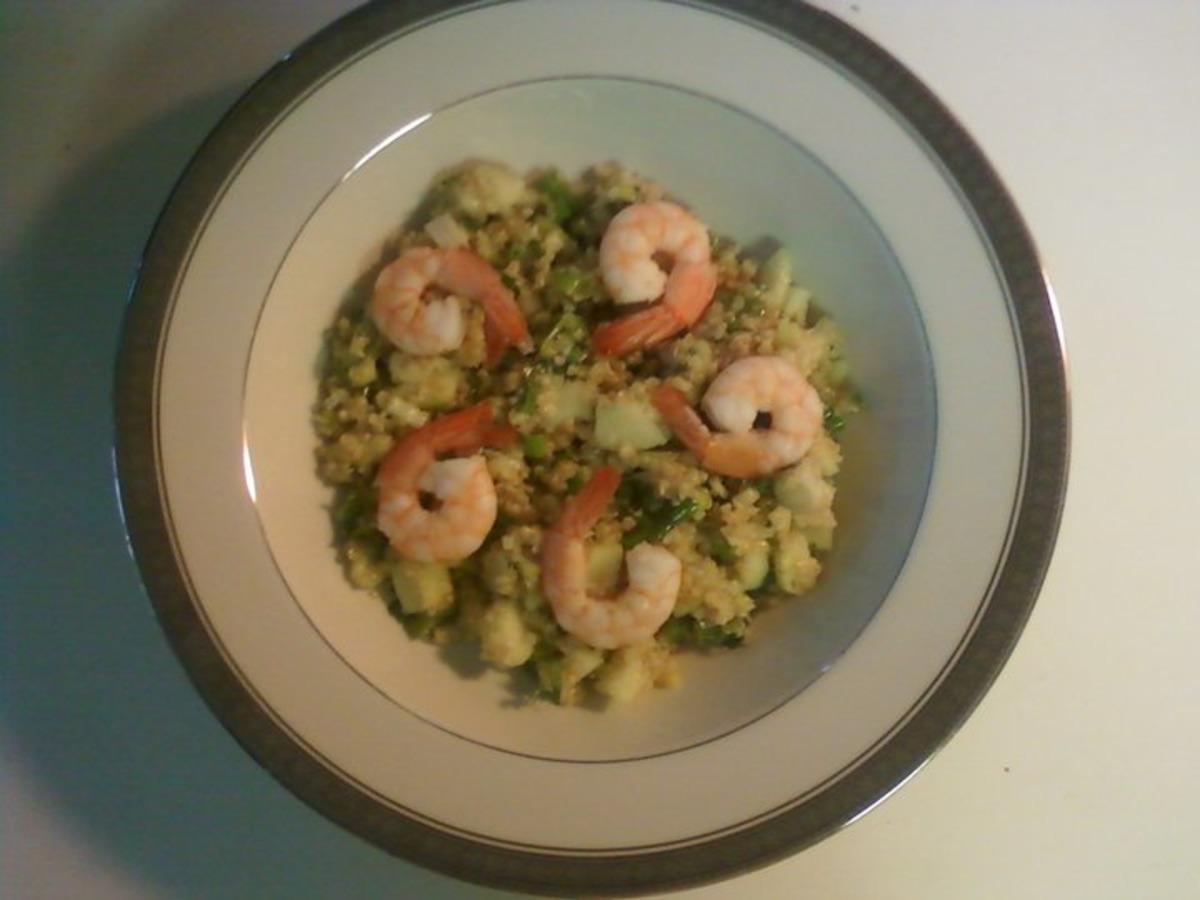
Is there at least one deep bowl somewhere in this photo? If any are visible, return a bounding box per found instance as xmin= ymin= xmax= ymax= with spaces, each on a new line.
xmin=115 ymin=1 xmax=1068 ymax=895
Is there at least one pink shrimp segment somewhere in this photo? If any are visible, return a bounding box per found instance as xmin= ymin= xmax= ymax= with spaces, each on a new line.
xmin=591 ymin=201 xmax=718 ymax=356
xmin=375 ymin=401 xmax=516 ymax=562
xmin=371 ymin=246 xmax=533 ymax=364
xmin=541 ymin=467 xmax=681 ymax=650
xmin=651 ymin=356 xmax=824 ymax=479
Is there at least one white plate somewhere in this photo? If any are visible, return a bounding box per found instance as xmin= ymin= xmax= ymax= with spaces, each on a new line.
xmin=115 ymin=1 xmax=1068 ymax=894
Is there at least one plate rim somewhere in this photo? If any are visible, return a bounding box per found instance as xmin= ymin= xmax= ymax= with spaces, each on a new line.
xmin=113 ymin=0 xmax=1070 ymax=894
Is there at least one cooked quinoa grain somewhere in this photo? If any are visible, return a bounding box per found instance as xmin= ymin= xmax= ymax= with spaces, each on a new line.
xmin=313 ymin=160 xmax=859 ymax=705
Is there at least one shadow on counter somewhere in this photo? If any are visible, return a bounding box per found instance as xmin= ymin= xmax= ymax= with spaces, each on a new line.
xmin=2 ymin=85 xmax=518 ymax=900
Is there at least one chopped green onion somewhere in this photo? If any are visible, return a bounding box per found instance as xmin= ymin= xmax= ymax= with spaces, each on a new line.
xmin=658 ymin=616 xmax=743 ymax=649
xmin=623 ymin=497 xmax=699 ymax=549
xmin=824 ymin=407 xmax=846 ymax=435
xmin=701 ymin=527 xmax=736 ymax=567
xmin=741 ymin=298 xmax=765 ymax=317
xmin=515 ymin=378 xmax=538 ymax=414
xmin=549 ymin=265 xmax=598 ymax=303
xmin=749 ymin=566 xmax=778 ymax=597
xmin=550 ymin=266 xmax=585 ymax=297
xmin=537 ymin=311 xmax=588 ymax=371
xmin=744 ymin=476 xmax=774 ymax=498
xmin=523 ymin=433 xmax=551 ymax=459
xmin=535 ymin=172 xmax=580 ymax=223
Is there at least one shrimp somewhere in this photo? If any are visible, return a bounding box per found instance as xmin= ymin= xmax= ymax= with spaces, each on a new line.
xmin=541 ymin=467 xmax=681 ymax=650
xmin=375 ymin=401 xmax=517 ymax=562
xmin=371 ymin=246 xmax=533 ymax=364
xmin=591 ymin=201 xmax=718 ymax=356
xmin=651 ymin=356 xmax=823 ymax=479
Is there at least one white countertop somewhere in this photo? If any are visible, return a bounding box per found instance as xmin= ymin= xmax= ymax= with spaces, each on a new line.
xmin=4 ymin=2 xmax=1198 ymax=897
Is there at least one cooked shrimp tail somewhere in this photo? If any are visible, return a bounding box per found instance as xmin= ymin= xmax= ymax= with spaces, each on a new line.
xmin=372 ymin=246 xmax=532 ymax=362
xmin=436 ymin=247 xmax=533 ymax=361
xmin=375 ymin=401 xmax=510 ymax=562
xmin=541 ymin=466 xmax=681 ymax=650
xmin=554 ymin=465 xmax=622 ymax=538
xmin=591 ymin=260 xmax=718 ymax=356
xmin=592 ymin=201 xmax=718 ymax=356
xmin=403 ymin=401 xmax=495 ymax=456
xmin=651 ymin=357 xmax=824 ymax=478
xmin=649 ymin=383 xmax=714 ymax=459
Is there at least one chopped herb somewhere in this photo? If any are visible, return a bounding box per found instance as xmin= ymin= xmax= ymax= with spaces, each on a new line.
xmin=748 ymin=476 xmax=775 ymax=498
xmin=742 ymin=298 xmax=765 ymax=317
xmin=550 ymin=266 xmax=585 ymax=298
xmin=535 ymin=172 xmax=581 ymax=223
xmin=623 ymin=497 xmax=699 ymax=549
xmin=700 ymin=523 xmax=736 ymax=566
xmin=335 ymin=483 xmax=377 ymax=536
xmin=613 ymin=470 xmax=659 ymax=517
xmin=515 ymin=377 xmax=539 ymax=414
xmin=399 ymin=611 xmax=450 ymax=640
xmin=523 ymin=433 xmax=551 ymax=459
xmin=534 ymin=311 xmax=589 ymax=371
xmin=659 ymin=616 xmax=744 ymax=649
xmin=749 ymin=566 xmax=778 ymax=598
xmin=824 ymin=407 xmax=846 ymax=435
xmin=503 ymin=239 xmax=529 ymax=263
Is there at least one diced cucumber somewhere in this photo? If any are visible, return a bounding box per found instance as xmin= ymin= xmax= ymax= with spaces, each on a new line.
xmin=735 ymin=543 xmax=770 ymax=590
xmin=479 ymin=600 xmax=537 ymax=668
xmin=782 ymin=286 xmax=811 ymax=321
xmin=390 ymin=559 xmax=455 ymax=616
xmin=594 ymin=646 xmax=653 ymax=703
xmin=772 ymin=532 xmax=822 ymax=595
xmin=538 ymin=376 xmax=596 ymax=427
xmin=594 ymin=396 xmax=671 ymax=450
xmin=387 ymin=355 xmax=466 ymax=410
xmin=346 ymin=357 xmax=377 ymax=388
xmin=424 ymin=212 xmax=470 ymax=248
xmin=441 ymin=160 xmax=527 ymax=217
xmin=760 ymin=247 xmax=793 ymax=309
xmin=774 ymin=462 xmax=835 ymax=515
xmin=557 ymin=642 xmax=605 ymax=704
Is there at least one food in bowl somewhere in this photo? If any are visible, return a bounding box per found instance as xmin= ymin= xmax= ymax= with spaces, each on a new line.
xmin=312 ymin=160 xmax=858 ymax=705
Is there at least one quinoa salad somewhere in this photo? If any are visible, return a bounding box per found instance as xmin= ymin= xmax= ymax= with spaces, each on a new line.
xmin=313 ymin=160 xmax=858 ymax=705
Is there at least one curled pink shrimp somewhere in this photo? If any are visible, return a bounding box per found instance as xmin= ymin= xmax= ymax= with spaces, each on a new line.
xmin=591 ymin=201 xmax=718 ymax=356
xmin=541 ymin=467 xmax=681 ymax=650
xmin=651 ymin=356 xmax=823 ymax=479
xmin=375 ymin=402 xmax=517 ymax=562
xmin=371 ymin=246 xmax=533 ymax=364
